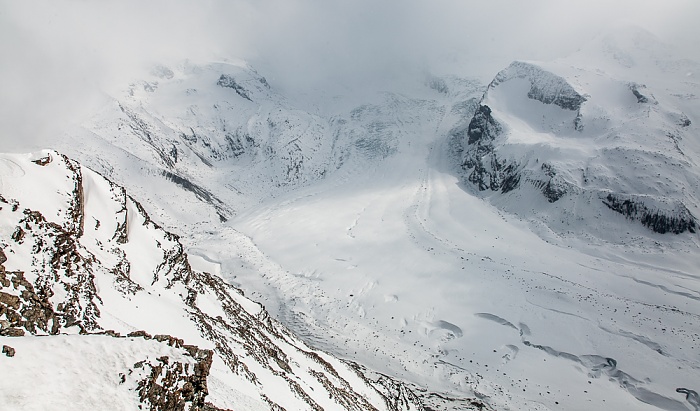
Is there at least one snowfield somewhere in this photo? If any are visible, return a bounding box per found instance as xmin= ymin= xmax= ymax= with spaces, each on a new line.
xmin=2 ymin=27 xmax=699 ymax=411
xmin=0 ymin=334 xmax=202 ymax=411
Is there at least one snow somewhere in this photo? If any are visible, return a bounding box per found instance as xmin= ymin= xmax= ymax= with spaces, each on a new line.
xmin=1 ymin=150 xmax=428 ymax=410
xmin=221 ymin=45 xmax=699 ymax=409
xmin=0 ymin=151 xmax=77 ymax=229
xmin=3 ymin=27 xmax=699 ymax=411
xmin=228 ymin=123 xmax=700 ymax=410
xmin=0 ymin=334 xmax=197 ymax=411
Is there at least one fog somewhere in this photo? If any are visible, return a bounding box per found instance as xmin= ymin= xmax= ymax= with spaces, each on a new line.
xmin=1 ymin=0 xmax=699 ymax=148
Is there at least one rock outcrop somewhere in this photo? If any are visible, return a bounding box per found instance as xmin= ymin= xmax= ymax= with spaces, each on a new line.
xmin=457 ymin=55 xmax=700 ymax=240
xmin=488 ymin=61 xmax=586 ymax=111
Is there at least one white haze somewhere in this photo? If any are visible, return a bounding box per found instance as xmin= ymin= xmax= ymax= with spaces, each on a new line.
xmin=1 ymin=0 xmax=699 ymax=149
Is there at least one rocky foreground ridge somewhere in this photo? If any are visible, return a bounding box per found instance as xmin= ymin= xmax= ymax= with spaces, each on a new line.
xmin=0 ymin=150 xmax=488 ymax=410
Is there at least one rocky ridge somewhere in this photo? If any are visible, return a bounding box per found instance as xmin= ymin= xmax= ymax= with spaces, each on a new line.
xmin=0 ymin=150 xmax=444 ymax=410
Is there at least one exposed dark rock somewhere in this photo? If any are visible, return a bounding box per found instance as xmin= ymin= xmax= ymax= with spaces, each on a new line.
xmin=178 ymin=128 xmax=216 ymax=167
xmin=574 ymin=112 xmax=584 ymax=132
xmin=0 ymin=150 xmax=435 ymax=410
xmin=11 ymin=226 xmax=25 ymax=243
xmin=128 ymin=330 xmax=153 ymax=339
xmin=541 ymin=181 xmax=567 ymax=203
xmin=354 ymin=137 xmax=396 ymax=160
xmin=32 ymin=154 xmax=52 ymax=166
xmin=153 ymin=334 xmax=184 ymax=348
xmin=426 ymin=76 xmax=449 ymax=94
xmin=2 ymin=345 xmax=15 ymax=357
xmin=1 ymin=203 xmax=101 ymax=334
xmin=3 ymin=328 xmax=25 ymax=337
xmin=0 ymin=291 xmax=20 ymax=310
xmin=528 ymin=84 xmax=585 ymax=110
xmin=59 ymin=154 xmax=85 ymax=238
xmin=490 ymin=61 xmax=586 ymax=111
xmin=224 ymin=131 xmax=258 ymax=158
xmin=602 ymin=193 xmax=697 ymax=234
xmin=466 ymin=105 xmax=500 ymax=146
xmin=258 ymin=75 xmax=270 ymax=89
xmin=201 ymin=402 xmax=233 ymax=411
xmin=540 ymin=181 xmax=567 ymax=203
xmin=500 ymin=164 xmax=521 ymax=194
xmin=0 ymin=267 xmax=59 ymax=335
xmin=348 ymin=361 xmax=493 ymax=411
xmin=142 ymin=82 xmax=158 ymax=93
xmin=628 ymin=83 xmax=655 ymax=104
xmin=526 ymin=163 xmax=568 ymax=203
xmin=217 ymin=74 xmax=252 ymax=101
xmin=676 ymin=388 xmax=700 ymax=411
xmin=632 ymin=89 xmax=648 ymax=103
xmin=110 ymin=183 xmax=129 ymax=244
xmin=160 ymin=171 xmax=231 ymax=222
xmin=116 ymin=335 xmax=217 ymax=410
xmin=132 ymin=342 xmax=214 ymax=411
xmin=461 ymin=105 xmax=514 ymax=192
xmin=461 ymin=102 xmax=527 ymax=194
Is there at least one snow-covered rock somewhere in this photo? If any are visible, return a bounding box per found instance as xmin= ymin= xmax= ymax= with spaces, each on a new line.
xmin=57 ymin=60 xmax=444 ymax=233
xmin=60 ymin=61 xmax=344 ymax=227
xmin=457 ymin=29 xmax=700 ymax=242
xmin=0 ymin=150 xmax=432 ymax=411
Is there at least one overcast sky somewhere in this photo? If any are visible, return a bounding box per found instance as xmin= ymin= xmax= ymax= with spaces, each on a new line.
xmin=1 ymin=0 xmax=699 ymax=148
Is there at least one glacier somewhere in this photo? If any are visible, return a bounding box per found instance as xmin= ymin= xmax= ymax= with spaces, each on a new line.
xmin=2 ymin=27 xmax=700 ymax=411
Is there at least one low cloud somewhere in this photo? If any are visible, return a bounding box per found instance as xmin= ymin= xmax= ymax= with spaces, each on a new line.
xmin=1 ymin=0 xmax=698 ymax=148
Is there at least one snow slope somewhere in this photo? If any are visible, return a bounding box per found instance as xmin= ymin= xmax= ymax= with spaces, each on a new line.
xmin=0 ymin=334 xmax=210 ymax=411
xmin=57 ymin=60 xmax=355 ymax=229
xmin=0 ymin=150 xmax=430 ymax=411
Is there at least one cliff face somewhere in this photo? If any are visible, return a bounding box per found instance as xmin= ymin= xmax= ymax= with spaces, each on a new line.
xmin=458 ymin=53 xmax=700 ymax=240
xmin=0 ymin=150 xmax=426 ymax=411
xmin=461 ymin=62 xmax=586 ymax=199
xmin=489 ymin=61 xmax=587 ymax=112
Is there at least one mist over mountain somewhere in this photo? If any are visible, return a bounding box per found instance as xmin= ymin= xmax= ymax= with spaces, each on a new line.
xmin=2 ymin=2 xmax=700 ymax=411
xmin=2 ymin=0 xmax=700 ymax=149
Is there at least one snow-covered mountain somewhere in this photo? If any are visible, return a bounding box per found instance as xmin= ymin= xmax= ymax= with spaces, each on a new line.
xmin=3 ymin=26 xmax=700 ymax=411
xmin=55 ymin=59 xmax=485 ymax=233
xmin=0 ymin=150 xmax=454 ymax=410
xmin=59 ymin=60 xmax=404 ymax=230
xmin=456 ymin=27 xmax=700 ymax=245
xmin=94 ymin=61 xmax=332 ymax=221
